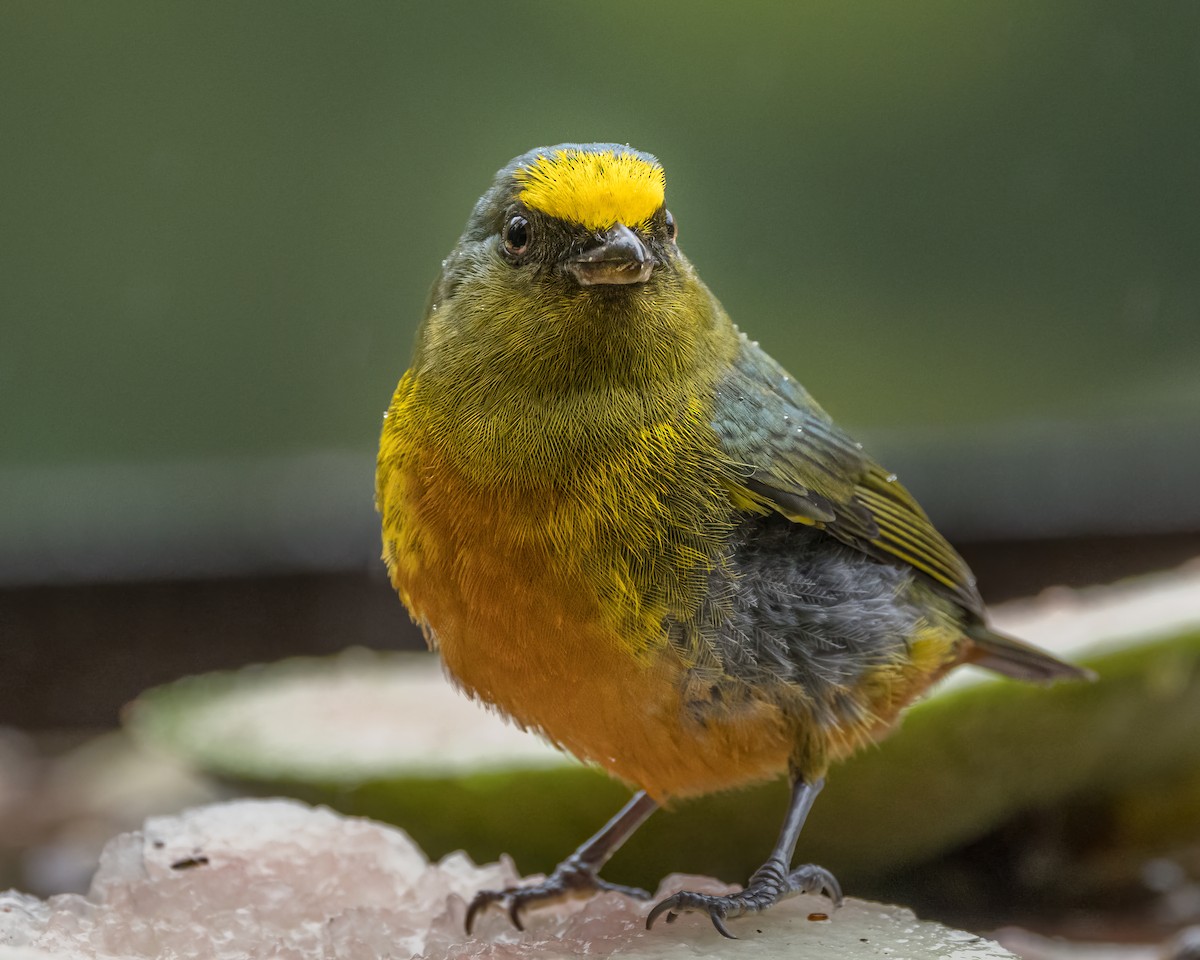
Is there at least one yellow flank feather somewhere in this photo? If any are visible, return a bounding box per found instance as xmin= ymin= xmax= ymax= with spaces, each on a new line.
xmin=822 ymin=621 xmax=966 ymax=763
xmin=516 ymin=148 xmax=665 ymax=230
xmin=379 ymin=369 xmax=803 ymax=799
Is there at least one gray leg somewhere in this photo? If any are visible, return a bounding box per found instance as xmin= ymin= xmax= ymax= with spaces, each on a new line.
xmin=466 ymin=790 xmax=658 ymax=933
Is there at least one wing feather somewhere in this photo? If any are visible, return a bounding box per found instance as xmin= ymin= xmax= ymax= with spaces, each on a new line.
xmin=715 ymin=337 xmax=984 ymax=616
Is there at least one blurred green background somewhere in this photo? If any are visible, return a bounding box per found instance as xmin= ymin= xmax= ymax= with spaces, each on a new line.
xmin=3 ymin=0 xmax=1198 ymax=590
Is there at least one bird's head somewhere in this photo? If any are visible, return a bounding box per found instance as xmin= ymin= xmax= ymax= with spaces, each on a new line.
xmin=464 ymin=143 xmax=678 ymax=293
xmin=415 ymin=144 xmax=729 ymax=391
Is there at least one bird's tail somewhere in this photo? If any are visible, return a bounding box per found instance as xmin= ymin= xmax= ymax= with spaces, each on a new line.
xmin=964 ymin=624 xmax=1095 ymax=684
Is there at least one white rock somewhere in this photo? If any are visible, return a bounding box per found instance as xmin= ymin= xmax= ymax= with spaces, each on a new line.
xmin=0 ymin=799 xmax=1014 ymax=960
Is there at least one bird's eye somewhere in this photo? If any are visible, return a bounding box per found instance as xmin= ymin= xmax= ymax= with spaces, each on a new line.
xmin=664 ymin=209 xmax=678 ymax=243
xmin=503 ymin=216 xmax=530 ymax=256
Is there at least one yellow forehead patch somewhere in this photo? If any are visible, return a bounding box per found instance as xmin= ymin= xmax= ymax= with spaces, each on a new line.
xmin=516 ymin=149 xmax=665 ymax=231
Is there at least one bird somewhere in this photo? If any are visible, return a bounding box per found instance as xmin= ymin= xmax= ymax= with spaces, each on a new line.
xmin=375 ymin=142 xmax=1089 ymax=939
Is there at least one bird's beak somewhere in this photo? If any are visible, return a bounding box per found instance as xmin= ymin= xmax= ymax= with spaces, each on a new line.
xmin=565 ymin=223 xmax=654 ymax=286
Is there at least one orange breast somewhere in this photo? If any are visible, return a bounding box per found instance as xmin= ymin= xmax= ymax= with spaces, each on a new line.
xmin=379 ymin=449 xmax=801 ymax=801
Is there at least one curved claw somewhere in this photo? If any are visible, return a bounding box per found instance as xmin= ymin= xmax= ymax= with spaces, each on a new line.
xmin=507 ymin=897 xmax=525 ymax=932
xmin=710 ymin=912 xmax=736 ymax=939
xmin=463 ymin=888 xmax=531 ymax=934
xmin=645 ymin=898 xmax=674 ymax=930
xmin=464 ymin=891 xmax=504 ymax=935
xmin=792 ymin=864 xmax=843 ymax=906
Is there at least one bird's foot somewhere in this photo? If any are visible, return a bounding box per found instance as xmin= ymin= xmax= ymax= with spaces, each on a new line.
xmin=465 ymin=856 xmax=652 ymax=934
xmin=646 ymin=860 xmax=842 ymax=939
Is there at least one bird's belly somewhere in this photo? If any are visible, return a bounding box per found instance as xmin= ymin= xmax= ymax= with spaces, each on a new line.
xmin=435 ymin=587 xmax=797 ymax=801
xmin=382 ymin=457 xmax=795 ymax=800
